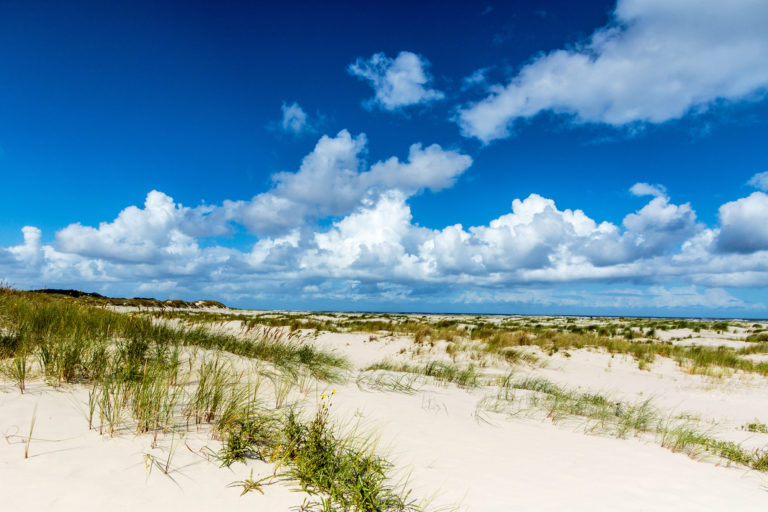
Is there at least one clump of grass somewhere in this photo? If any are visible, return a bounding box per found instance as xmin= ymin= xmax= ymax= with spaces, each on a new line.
xmin=366 ymin=360 xmax=479 ymax=389
xmin=228 ymin=469 xmax=270 ymax=496
xmin=661 ymin=424 xmax=768 ymax=471
xmin=743 ymin=420 xmax=768 ymax=434
xmin=356 ymin=371 xmax=421 ymax=395
xmin=187 ymin=357 xmax=231 ymax=426
xmin=1 ymin=350 xmax=30 ymax=393
xmin=216 ymin=394 xmax=419 ymax=511
xmin=282 ymin=399 xmax=417 ymax=511
xmin=269 ymin=371 xmax=296 ymax=410
xmin=413 ymin=327 xmax=432 ymax=344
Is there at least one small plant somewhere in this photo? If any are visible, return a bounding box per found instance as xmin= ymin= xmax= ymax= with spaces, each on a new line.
xmin=282 ymin=395 xmax=416 ymax=512
xmin=228 ymin=469 xmax=270 ymax=496
xmin=743 ymin=420 xmax=768 ymax=434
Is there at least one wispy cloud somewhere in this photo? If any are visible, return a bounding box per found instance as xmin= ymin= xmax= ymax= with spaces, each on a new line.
xmin=348 ymin=51 xmax=444 ymax=111
xmin=748 ymin=171 xmax=768 ymax=191
xmin=278 ymin=101 xmax=315 ymax=136
xmin=630 ymin=182 xmax=667 ymax=199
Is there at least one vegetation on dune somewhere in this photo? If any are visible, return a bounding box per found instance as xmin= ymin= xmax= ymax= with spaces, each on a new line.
xmin=743 ymin=420 xmax=768 ymax=434
xmin=479 ymin=373 xmax=768 ymax=472
xmin=32 ymin=288 xmax=227 ymax=309
xmin=0 ymin=287 xmax=421 ymax=511
xmin=3 ymin=285 xmax=768 ymax=504
xmin=0 ymin=287 xmax=348 ymax=381
xmin=130 ymin=306 xmax=768 ymax=377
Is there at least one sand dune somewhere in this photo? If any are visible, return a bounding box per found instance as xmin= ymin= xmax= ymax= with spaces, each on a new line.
xmin=2 ymin=306 xmax=767 ymax=511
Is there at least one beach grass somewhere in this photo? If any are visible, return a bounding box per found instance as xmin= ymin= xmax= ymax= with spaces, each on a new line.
xmin=481 ymin=373 xmax=768 ymax=472
xmin=0 ymin=287 xmax=422 ymax=511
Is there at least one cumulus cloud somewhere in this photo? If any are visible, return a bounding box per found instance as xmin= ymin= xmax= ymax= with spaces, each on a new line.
xmin=458 ymin=0 xmax=768 ymax=142
xmin=2 ymin=151 xmax=766 ymax=311
xmin=716 ymin=191 xmax=768 ymax=253
xmin=348 ymin=51 xmax=444 ymax=110
xmin=228 ymin=130 xmax=472 ymax=235
xmin=279 ymin=101 xmax=314 ymax=135
xmin=7 ymin=226 xmax=43 ymax=267
xmin=55 ymin=191 xmax=230 ymax=264
xmin=748 ymin=171 xmax=768 ymax=191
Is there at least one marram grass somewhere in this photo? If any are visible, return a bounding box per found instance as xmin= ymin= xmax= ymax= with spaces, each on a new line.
xmin=0 ymin=287 xmax=423 ymax=511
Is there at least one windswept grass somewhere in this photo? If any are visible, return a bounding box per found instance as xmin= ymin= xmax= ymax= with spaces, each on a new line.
xmin=481 ymin=373 xmax=768 ymax=472
xmin=0 ymin=287 xmax=348 ymax=381
xmin=356 ymin=371 xmax=421 ymax=395
xmin=214 ymin=394 xmax=420 ymax=511
xmin=365 ymin=360 xmax=480 ymax=389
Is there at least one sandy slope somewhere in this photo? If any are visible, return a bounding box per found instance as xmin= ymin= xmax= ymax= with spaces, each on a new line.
xmin=0 ymin=384 xmax=307 ymax=511
xmin=328 ymin=383 xmax=768 ymax=512
xmin=2 ymin=317 xmax=768 ymax=511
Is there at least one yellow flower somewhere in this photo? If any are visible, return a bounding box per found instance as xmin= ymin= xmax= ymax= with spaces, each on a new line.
xmin=332 ymin=389 xmax=337 ymax=394
xmin=321 ymin=394 xmax=327 ymax=399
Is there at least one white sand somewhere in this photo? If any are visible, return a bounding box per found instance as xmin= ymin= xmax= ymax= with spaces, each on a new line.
xmin=0 ymin=384 xmax=308 ymax=511
xmin=2 ymin=313 xmax=768 ymax=511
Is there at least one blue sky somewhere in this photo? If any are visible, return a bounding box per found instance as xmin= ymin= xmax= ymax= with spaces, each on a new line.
xmin=2 ymin=0 xmax=768 ymax=317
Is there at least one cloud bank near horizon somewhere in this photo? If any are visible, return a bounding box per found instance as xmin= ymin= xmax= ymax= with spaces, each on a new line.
xmin=2 ymin=132 xmax=767 ymax=312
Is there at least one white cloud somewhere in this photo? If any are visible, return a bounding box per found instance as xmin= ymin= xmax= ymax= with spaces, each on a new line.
xmin=630 ymin=182 xmax=667 ymax=198
xmin=458 ymin=0 xmax=768 ymax=142
xmin=348 ymin=51 xmax=444 ymax=110
xmin=55 ymin=191 xmax=229 ymax=263
xmin=229 ymin=130 xmax=472 ymax=234
xmin=7 ymin=226 xmax=42 ymax=266
xmin=461 ymin=68 xmax=491 ymax=90
xmin=2 ymin=161 xmax=767 ymax=312
xmin=716 ymin=191 xmax=768 ymax=253
xmin=748 ymin=171 xmax=768 ymax=191
xmin=279 ymin=101 xmax=314 ymax=135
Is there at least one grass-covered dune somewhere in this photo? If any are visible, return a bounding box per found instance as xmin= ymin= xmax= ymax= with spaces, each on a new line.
xmin=0 ymin=287 xmax=419 ymax=512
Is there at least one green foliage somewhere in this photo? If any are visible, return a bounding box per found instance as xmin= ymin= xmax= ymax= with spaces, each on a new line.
xmin=743 ymin=420 xmax=768 ymax=434
xmin=0 ymin=287 xmax=348 ymax=381
xmin=282 ymin=404 xmax=416 ymax=512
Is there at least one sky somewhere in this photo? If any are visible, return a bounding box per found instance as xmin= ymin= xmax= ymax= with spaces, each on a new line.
xmin=2 ymin=0 xmax=768 ymax=317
